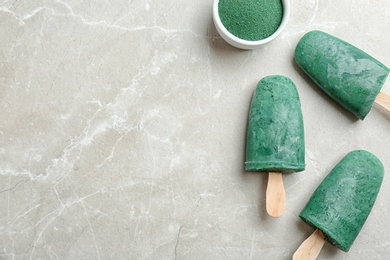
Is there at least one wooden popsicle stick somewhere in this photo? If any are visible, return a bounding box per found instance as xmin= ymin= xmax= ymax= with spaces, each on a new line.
xmin=375 ymin=92 xmax=390 ymax=112
xmin=293 ymin=229 xmax=326 ymax=260
xmin=266 ymin=172 xmax=286 ymax=217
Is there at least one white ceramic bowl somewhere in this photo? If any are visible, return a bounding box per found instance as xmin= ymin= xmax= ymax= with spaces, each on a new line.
xmin=213 ymin=0 xmax=290 ymax=50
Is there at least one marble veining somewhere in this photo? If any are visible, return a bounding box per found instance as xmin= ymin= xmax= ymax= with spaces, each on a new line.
xmin=1 ymin=0 xmax=390 ymax=259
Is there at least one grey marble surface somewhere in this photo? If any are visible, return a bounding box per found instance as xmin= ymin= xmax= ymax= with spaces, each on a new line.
xmin=1 ymin=0 xmax=390 ymax=259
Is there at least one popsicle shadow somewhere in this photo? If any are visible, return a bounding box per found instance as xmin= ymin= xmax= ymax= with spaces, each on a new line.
xmin=257 ymin=173 xmax=269 ymax=219
xmin=291 ymin=57 xmax=359 ymax=123
xmin=374 ymin=103 xmax=390 ymax=121
xmin=322 ymin=242 xmax=340 ymax=258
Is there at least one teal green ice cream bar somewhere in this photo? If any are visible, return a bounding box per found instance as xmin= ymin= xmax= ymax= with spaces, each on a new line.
xmin=245 ymin=75 xmax=305 ymax=173
xmin=295 ymin=30 xmax=390 ymax=120
xmin=300 ymin=150 xmax=384 ymax=252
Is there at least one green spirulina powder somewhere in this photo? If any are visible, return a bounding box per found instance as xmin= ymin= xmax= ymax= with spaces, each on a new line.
xmin=218 ymin=0 xmax=283 ymax=41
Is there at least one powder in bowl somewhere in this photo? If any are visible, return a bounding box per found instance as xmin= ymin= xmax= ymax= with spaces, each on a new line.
xmin=218 ymin=0 xmax=283 ymax=41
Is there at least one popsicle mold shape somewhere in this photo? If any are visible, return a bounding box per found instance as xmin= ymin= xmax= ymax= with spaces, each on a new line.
xmin=295 ymin=30 xmax=390 ymax=120
xmin=300 ymin=150 xmax=384 ymax=252
xmin=245 ymin=75 xmax=305 ymax=172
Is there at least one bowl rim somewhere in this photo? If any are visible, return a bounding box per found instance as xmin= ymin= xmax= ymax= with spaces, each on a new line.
xmin=213 ymin=0 xmax=290 ymax=49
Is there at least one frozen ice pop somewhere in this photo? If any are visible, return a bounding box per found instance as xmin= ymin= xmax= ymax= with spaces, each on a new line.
xmin=293 ymin=150 xmax=384 ymax=259
xmin=295 ymin=30 xmax=390 ymax=120
xmin=245 ymin=75 xmax=305 ymax=217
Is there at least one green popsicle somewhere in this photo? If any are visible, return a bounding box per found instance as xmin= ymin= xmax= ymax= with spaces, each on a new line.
xmin=295 ymin=150 xmax=383 ymax=257
xmin=295 ymin=30 xmax=390 ymax=120
xmin=245 ymin=75 xmax=305 ymax=217
xmin=245 ymin=75 xmax=305 ymax=172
